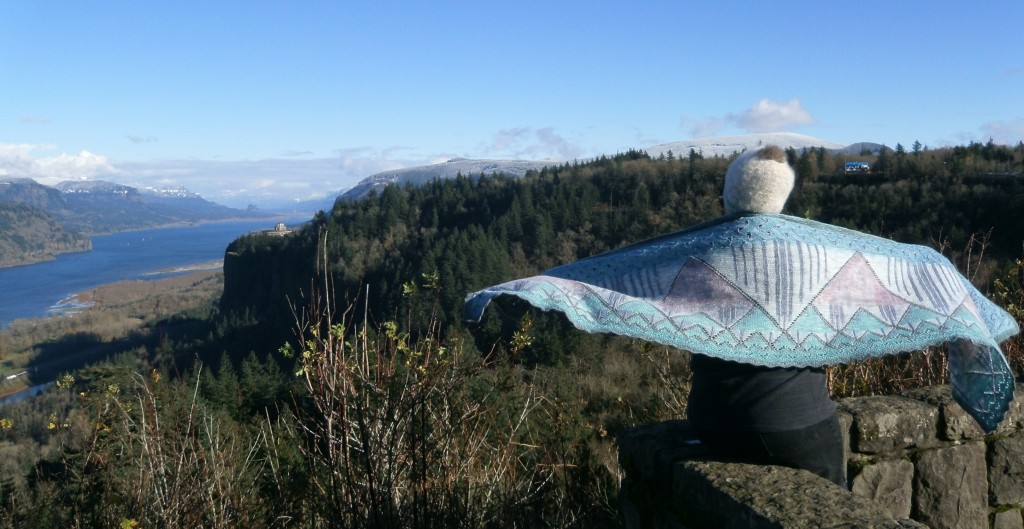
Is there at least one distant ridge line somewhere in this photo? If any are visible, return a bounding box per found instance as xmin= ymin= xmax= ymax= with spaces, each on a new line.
xmin=338 ymin=132 xmax=881 ymax=201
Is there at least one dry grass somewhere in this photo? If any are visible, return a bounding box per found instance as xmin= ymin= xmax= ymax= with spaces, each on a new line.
xmin=825 ymin=348 xmax=950 ymax=399
xmin=73 ymin=270 xmax=221 ymax=310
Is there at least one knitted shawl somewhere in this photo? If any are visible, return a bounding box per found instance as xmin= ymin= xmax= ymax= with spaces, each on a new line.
xmin=464 ymin=212 xmax=1019 ymax=432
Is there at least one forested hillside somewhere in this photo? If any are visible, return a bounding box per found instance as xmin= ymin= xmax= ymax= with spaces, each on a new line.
xmin=0 ymin=203 xmax=91 ymax=267
xmin=222 ymin=141 xmax=1024 ymax=360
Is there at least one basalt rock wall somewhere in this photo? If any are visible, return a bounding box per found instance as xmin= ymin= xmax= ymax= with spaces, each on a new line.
xmin=618 ymin=383 xmax=1024 ymax=529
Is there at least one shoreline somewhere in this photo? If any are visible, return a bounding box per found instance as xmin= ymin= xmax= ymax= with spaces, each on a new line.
xmin=1 ymin=267 xmax=225 ymax=400
xmin=3 ymin=267 xmax=225 ymax=326
xmin=84 ymin=214 xmax=297 ymax=236
xmin=0 ymin=217 xmax=304 ymax=326
xmin=0 ymin=244 xmax=93 ymax=271
xmin=56 ymin=267 xmax=224 ymax=315
xmin=141 ymin=259 xmax=224 ymax=276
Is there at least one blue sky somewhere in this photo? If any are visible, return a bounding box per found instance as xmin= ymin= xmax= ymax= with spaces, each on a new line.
xmin=2 ymin=1 xmax=1022 ymax=207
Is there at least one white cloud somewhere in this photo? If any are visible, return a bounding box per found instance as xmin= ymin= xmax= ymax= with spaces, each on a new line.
xmin=679 ymin=99 xmax=816 ymax=139
xmin=335 ymin=146 xmax=407 ymax=174
xmin=0 ymin=142 xmax=385 ymax=207
xmin=680 ymin=117 xmax=727 ymax=139
xmin=980 ymin=118 xmax=1024 ymax=145
xmin=0 ymin=143 xmax=51 ymax=159
xmin=488 ymin=127 xmax=532 ymax=153
xmin=482 ymin=127 xmax=581 ymax=160
xmin=112 ymin=148 xmax=419 ymax=208
xmin=0 ymin=143 xmax=118 ymax=184
xmin=532 ymin=128 xmax=581 ymax=159
xmin=1 ymin=137 xmax=581 ymax=210
xmin=730 ymin=99 xmax=816 ymax=133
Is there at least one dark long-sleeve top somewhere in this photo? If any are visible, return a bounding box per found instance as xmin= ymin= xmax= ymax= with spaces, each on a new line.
xmin=686 ymin=354 xmax=837 ymax=433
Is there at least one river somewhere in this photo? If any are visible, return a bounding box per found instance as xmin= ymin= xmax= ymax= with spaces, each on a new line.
xmin=0 ymin=217 xmax=307 ymax=327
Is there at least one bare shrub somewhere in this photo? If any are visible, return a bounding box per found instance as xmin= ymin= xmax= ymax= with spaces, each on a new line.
xmin=993 ymin=257 xmax=1024 ymax=378
xmin=638 ymin=343 xmax=693 ymax=418
xmin=50 ymin=368 xmax=269 ymax=528
xmin=281 ymin=233 xmax=551 ymax=529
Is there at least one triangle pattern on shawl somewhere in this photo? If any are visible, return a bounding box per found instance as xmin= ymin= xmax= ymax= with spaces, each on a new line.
xmin=840 ymin=308 xmax=892 ymax=340
xmin=785 ymin=305 xmax=839 ymax=346
xmin=947 ymin=301 xmax=987 ymax=334
xmin=700 ymin=241 xmax=856 ymax=331
xmin=812 ymin=252 xmax=911 ymax=333
xmin=728 ymin=306 xmax=785 ymax=346
xmin=662 ymin=257 xmax=755 ymax=329
xmin=668 ymin=312 xmax=730 ymax=339
xmin=950 ymin=294 xmax=987 ymax=332
xmin=896 ymin=304 xmax=948 ymax=333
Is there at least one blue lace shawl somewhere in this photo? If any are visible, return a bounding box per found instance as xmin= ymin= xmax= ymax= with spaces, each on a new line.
xmin=464 ymin=213 xmax=1019 ymax=432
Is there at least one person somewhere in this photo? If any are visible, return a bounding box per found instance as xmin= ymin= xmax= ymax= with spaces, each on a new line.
xmin=684 ymin=146 xmax=847 ymax=487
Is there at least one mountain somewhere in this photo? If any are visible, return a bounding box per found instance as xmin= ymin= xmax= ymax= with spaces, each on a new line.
xmin=56 ymin=180 xmax=138 ymax=196
xmin=644 ymin=132 xmax=847 ymax=159
xmin=140 ymin=185 xmax=202 ymax=199
xmin=52 ymin=180 xmax=252 ymax=233
xmin=337 ymin=134 xmax=876 ymax=202
xmin=0 ymin=202 xmax=91 ymax=268
xmin=0 ymin=177 xmax=67 ymax=210
xmin=1 ymin=178 xmax=270 ymax=235
xmin=339 ymin=158 xmax=555 ymax=200
xmin=836 ymin=142 xmax=886 ymax=156
xmin=134 ymin=184 xmax=254 ymax=220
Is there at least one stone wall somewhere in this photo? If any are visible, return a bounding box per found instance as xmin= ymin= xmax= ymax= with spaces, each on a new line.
xmin=618 ymin=383 xmax=1024 ymax=529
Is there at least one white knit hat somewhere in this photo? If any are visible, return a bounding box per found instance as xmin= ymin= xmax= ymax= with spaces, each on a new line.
xmin=722 ymin=145 xmax=794 ymax=214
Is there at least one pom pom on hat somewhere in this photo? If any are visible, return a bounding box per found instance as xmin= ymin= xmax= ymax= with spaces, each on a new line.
xmin=723 ymin=145 xmax=794 ymax=214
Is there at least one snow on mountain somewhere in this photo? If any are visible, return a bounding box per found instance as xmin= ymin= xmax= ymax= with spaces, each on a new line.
xmin=337 ymin=133 xmax=880 ymax=202
xmin=340 ymin=157 xmax=554 ymax=200
xmin=836 ymin=142 xmax=885 ymax=156
xmin=57 ymin=180 xmax=207 ymax=200
xmin=644 ymin=132 xmax=846 ymax=159
xmin=140 ymin=185 xmax=203 ymax=199
xmin=55 ymin=180 xmax=137 ymax=196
